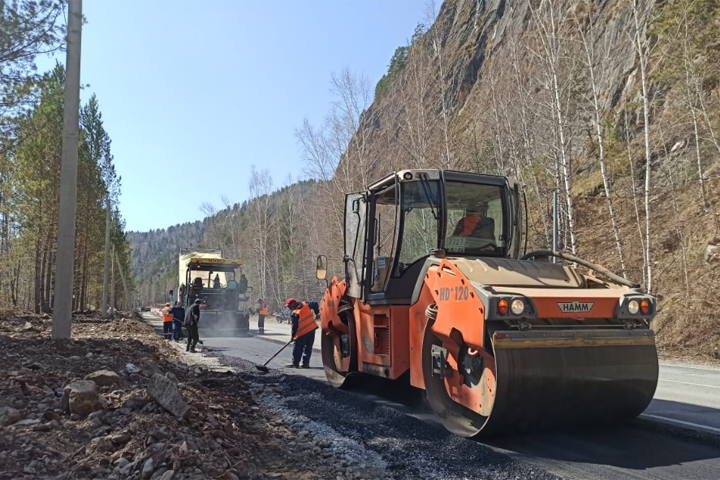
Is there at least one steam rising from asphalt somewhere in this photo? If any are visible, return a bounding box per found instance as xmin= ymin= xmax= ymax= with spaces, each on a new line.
xmin=197 ymin=312 xmax=242 ymax=339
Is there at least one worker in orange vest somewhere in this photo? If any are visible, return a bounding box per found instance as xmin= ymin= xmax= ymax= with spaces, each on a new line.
xmin=285 ymin=298 xmax=319 ymax=368
xmin=257 ymin=299 xmax=268 ymax=335
xmin=451 ymin=204 xmax=496 ymax=250
xmin=161 ymin=302 xmax=173 ymax=340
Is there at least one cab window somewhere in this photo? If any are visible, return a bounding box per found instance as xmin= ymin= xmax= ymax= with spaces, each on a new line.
xmin=370 ymin=185 xmax=399 ymax=292
xmin=444 ymin=181 xmax=505 ymax=256
xmin=394 ymin=180 xmax=441 ymax=276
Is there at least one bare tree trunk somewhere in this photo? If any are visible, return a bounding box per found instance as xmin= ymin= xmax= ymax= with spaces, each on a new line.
xmin=531 ymin=0 xmax=577 ymax=254
xmin=690 ymin=108 xmax=709 ymax=207
xmin=427 ymin=0 xmax=452 ymax=168
xmin=114 ymin=250 xmax=129 ymax=311
xmin=578 ymin=18 xmax=627 ymax=277
xmin=659 ymin=127 xmax=690 ymax=297
xmin=632 ymin=0 xmax=653 ymax=291
xmin=625 ymin=105 xmax=647 ymax=286
xmin=248 ymin=167 xmax=273 ymax=300
xmin=34 ymin=229 xmax=41 ymax=314
xmin=508 ymin=36 xmax=551 ymax=247
xmin=40 ymin=244 xmax=48 ymax=312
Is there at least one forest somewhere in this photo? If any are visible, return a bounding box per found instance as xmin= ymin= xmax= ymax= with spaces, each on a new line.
xmin=1 ymin=0 xmax=133 ymax=313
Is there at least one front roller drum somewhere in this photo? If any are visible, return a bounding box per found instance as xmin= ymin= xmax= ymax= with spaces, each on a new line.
xmin=422 ymin=325 xmax=659 ymax=437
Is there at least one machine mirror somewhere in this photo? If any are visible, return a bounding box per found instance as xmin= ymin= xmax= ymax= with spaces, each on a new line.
xmin=316 ymin=255 xmax=328 ymax=280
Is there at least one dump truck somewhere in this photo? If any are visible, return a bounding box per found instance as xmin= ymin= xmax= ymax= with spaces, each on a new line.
xmin=176 ymin=249 xmax=250 ymax=334
xmin=317 ymin=169 xmax=659 ymax=437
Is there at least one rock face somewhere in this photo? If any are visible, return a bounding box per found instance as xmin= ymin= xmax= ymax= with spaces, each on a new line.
xmin=61 ymin=380 xmax=106 ymax=416
xmin=84 ymin=369 xmax=120 ymax=387
xmin=147 ymin=373 xmax=189 ymax=419
xmin=341 ymin=0 xmax=648 ymax=179
xmin=0 ymin=406 xmax=20 ymax=427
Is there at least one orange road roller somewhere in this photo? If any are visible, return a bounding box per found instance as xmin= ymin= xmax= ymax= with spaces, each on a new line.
xmin=316 ymin=169 xmax=659 ymax=437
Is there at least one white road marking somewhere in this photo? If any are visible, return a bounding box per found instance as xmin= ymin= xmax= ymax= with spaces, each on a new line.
xmin=660 ymin=362 xmax=720 ymax=372
xmin=641 ymin=414 xmax=720 ymax=435
xmin=658 ymin=379 xmax=720 ymax=390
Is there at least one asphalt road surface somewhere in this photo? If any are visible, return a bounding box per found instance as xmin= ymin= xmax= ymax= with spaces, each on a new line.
xmin=144 ymin=313 xmax=720 ymax=480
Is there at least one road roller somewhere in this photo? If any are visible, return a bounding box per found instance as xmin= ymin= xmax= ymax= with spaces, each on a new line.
xmin=316 ymin=169 xmax=659 ymax=437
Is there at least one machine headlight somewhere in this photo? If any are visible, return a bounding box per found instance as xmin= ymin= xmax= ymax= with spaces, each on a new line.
xmin=628 ymin=300 xmax=639 ymax=315
xmin=511 ymin=299 xmax=525 ymax=315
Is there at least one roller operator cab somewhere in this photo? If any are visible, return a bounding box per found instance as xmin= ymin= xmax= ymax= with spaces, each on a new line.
xmin=318 ymin=169 xmax=659 ymax=437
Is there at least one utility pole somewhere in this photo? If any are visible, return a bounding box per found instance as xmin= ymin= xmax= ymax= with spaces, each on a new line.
xmin=52 ymin=0 xmax=83 ymax=339
xmin=110 ymin=245 xmax=115 ymax=318
xmin=101 ymin=195 xmax=111 ymax=318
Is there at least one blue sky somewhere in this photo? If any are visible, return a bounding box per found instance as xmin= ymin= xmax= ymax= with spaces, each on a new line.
xmin=39 ymin=0 xmax=428 ymax=232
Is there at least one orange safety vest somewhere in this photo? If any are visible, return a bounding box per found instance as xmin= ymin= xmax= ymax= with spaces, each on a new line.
xmin=162 ymin=307 xmax=173 ymax=323
xmin=457 ymin=215 xmax=483 ymax=236
xmin=259 ymin=302 xmax=268 ymax=316
xmin=293 ymin=302 xmax=318 ymax=339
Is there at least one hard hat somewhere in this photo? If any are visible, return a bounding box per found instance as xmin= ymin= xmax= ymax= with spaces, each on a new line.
xmin=194 ymin=298 xmax=201 ymax=304
xmin=165 ymin=303 xmax=170 ymax=306
xmin=285 ymin=298 xmax=297 ymax=308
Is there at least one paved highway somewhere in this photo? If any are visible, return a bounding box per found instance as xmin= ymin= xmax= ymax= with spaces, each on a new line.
xmin=645 ymin=360 xmax=720 ymax=435
xmin=144 ymin=313 xmax=720 ymax=479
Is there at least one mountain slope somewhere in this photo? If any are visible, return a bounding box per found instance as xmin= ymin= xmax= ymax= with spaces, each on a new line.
xmin=331 ymin=0 xmax=720 ymax=361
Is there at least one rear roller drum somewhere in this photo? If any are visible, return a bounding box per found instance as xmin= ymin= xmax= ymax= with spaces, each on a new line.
xmin=422 ymin=318 xmax=489 ymax=437
xmin=322 ymin=313 xmax=358 ymax=388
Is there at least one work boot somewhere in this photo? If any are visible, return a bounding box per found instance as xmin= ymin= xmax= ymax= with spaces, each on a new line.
xmin=190 ymin=348 xmax=197 ymax=353
xmin=258 ymin=329 xmax=265 ymax=335
xmin=285 ymin=363 xmax=299 ymax=368
xmin=301 ymin=364 xmax=310 ymax=369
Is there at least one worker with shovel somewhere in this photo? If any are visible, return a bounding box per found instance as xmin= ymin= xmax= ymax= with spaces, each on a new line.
xmin=184 ymin=298 xmax=201 ymax=353
xmin=285 ymin=298 xmax=319 ymax=369
xmin=168 ymin=300 xmax=185 ymax=342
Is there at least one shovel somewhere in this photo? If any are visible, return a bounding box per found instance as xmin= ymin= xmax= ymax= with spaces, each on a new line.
xmin=255 ymin=337 xmax=294 ymax=373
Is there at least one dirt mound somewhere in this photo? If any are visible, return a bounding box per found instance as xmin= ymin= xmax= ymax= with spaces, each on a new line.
xmin=0 ymin=314 xmax=353 ymax=480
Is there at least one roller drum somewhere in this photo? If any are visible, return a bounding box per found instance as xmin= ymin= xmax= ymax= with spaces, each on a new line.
xmin=482 ymin=329 xmax=659 ymax=435
xmin=423 ymin=327 xmax=659 ymax=437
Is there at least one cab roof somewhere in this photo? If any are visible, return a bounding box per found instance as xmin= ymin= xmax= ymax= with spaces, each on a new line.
xmin=366 ymin=169 xmax=518 ymax=193
xmin=187 ymin=258 xmax=242 ymax=271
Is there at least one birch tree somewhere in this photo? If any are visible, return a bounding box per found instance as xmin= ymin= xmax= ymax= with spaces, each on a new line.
xmin=529 ymin=0 xmax=579 ymax=254
xmin=247 ymin=166 xmax=273 ymax=300
xmin=426 ymin=0 xmax=453 ymax=168
xmin=575 ymin=6 xmax=627 ymax=276
xmin=630 ymin=0 xmax=655 ymax=291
